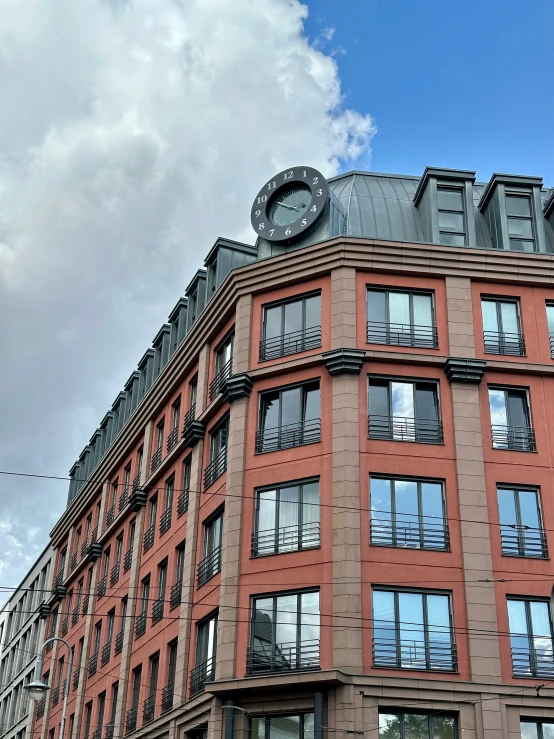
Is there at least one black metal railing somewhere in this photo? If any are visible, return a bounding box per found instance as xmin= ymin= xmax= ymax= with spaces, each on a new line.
xmin=110 ymin=562 xmax=120 ymax=586
xmin=167 ymin=427 xmax=179 ymax=454
xmin=209 ymin=358 xmax=233 ymax=401
xmin=170 ymin=581 xmax=182 ymax=610
xmin=151 ymin=447 xmax=162 ymax=473
xmin=373 ymin=635 xmax=457 ymax=672
xmin=256 ymin=418 xmax=321 ymax=454
xmin=370 ymin=516 xmax=450 ymax=551
xmin=81 ymin=539 xmax=89 ymax=559
xmin=45 ymin=638 xmax=54 ymax=653
xmin=511 ymin=645 xmax=554 ymax=677
xmin=252 ymin=522 xmax=320 ymax=557
xmin=82 ymin=594 xmax=90 ymax=615
xmin=550 ymin=335 xmax=554 ymax=359
xmin=52 ymin=686 xmax=60 ymax=705
xmin=105 ymin=722 xmax=114 ymax=739
xmin=152 ymin=598 xmax=164 ymax=624
xmin=367 ymin=321 xmax=438 ymax=349
xmin=97 ymin=576 xmax=107 ymax=599
xmin=135 ymin=611 xmax=147 ymax=638
xmin=92 ymin=729 xmax=101 ymax=739
xmin=61 ymin=616 xmax=69 ymax=636
xmin=368 ymin=415 xmax=443 ymax=444
xmin=36 ymin=697 xmax=46 ymax=718
xmin=115 ymin=629 xmax=124 ymax=655
xmin=197 ymin=546 xmax=222 ymax=586
xmin=182 ymin=405 xmax=196 ymax=436
xmin=177 ymin=489 xmax=189 ymax=517
xmin=101 ymin=642 xmax=111 ymax=666
xmin=483 ymin=330 xmax=526 ymax=356
xmin=91 ymin=526 xmax=98 ymax=543
xmin=123 ymin=549 xmax=132 ymax=573
xmin=72 ymin=667 xmax=79 ymax=690
xmin=259 ymin=326 xmax=322 ymax=361
xmin=119 ymin=489 xmax=128 ymax=511
xmin=125 ymin=707 xmax=137 ymax=733
xmin=55 ymin=570 xmax=64 ymax=588
xmin=70 ymin=552 xmax=78 ymax=571
xmin=72 ymin=606 xmax=79 ymax=626
xmin=501 ymin=525 xmax=548 ymax=558
xmin=160 ymin=508 xmax=172 ymax=535
xmin=189 ymin=657 xmax=216 ymax=696
xmin=142 ymin=695 xmax=155 ymax=723
xmin=161 ymin=682 xmax=174 ymax=713
xmin=88 ymin=652 xmax=98 ymax=676
xmin=105 ymin=505 xmax=115 ymax=527
xmin=203 ymin=448 xmax=227 ymax=489
xmin=491 ymin=424 xmax=536 ymax=451
xmin=143 ymin=525 xmax=155 ymax=552
xmin=247 ymin=639 xmax=320 ymax=674
xmin=132 ymin=473 xmax=141 ymax=492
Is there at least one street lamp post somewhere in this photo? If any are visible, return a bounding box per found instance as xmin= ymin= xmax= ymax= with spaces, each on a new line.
xmin=25 ymin=637 xmax=74 ymax=739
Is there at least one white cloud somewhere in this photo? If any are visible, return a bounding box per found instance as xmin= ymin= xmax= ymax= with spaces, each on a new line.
xmin=0 ymin=0 xmax=375 ymax=591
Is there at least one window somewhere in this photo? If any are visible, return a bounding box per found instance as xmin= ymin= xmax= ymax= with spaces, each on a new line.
xmin=124 ymin=520 xmax=135 ymax=572
xmin=126 ymin=666 xmax=141 ymax=732
xmin=144 ymin=653 xmax=159 ymax=722
xmin=367 ymin=289 xmax=437 ymax=349
xmin=481 ymin=297 xmax=524 ymax=355
xmin=198 ymin=510 xmax=223 ymax=586
xmin=210 ymin=332 xmax=234 ymax=400
xmin=184 ymin=377 xmax=198 ymax=430
xmin=204 ymin=417 xmax=229 ymax=488
xmin=96 ymin=692 xmax=106 ymax=739
xmin=168 ymin=398 xmax=181 ymax=453
xmin=508 ymin=598 xmax=554 ymax=677
xmin=521 ymin=721 xmax=554 ymax=739
xmin=438 ymin=186 xmax=465 ymax=246
xmin=160 ymin=477 xmax=174 ymax=535
xmin=102 ymin=610 xmax=115 ymax=665
xmin=373 ymin=588 xmax=456 ymax=671
xmin=135 ymin=578 xmax=149 ymax=638
xmin=152 ymin=421 xmax=164 ymax=471
xmin=379 ymin=712 xmax=456 ymax=739
xmin=249 ymin=590 xmax=319 ymax=674
xmin=115 ymin=598 xmax=127 ymax=655
xmin=190 ymin=612 xmax=218 ymax=695
xmin=107 ymin=683 xmax=118 ymax=738
xmin=370 ymin=477 xmax=448 ymax=551
xmin=260 ymin=293 xmax=322 ymax=361
xmin=250 ymin=714 xmax=314 ymax=739
xmin=120 ymin=464 xmax=131 ymax=510
xmin=84 ymin=702 xmax=93 ymax=739
xmin=253 ymin=479 xmax=320 ymax=556
xmin=506 ymin=194 xmax=535 ymax=252
xmin=189 ymin=290 xmax=198 ymax=323
xmin=162 ymin=640 xmax=178 ymax=712
xmin=547 ymin=303 xmax=554 ymax=359
xmin=488 ymin=386 xmax=535 ymax=451
xmin=171 ymin=543 xmax=185 ymax=609
xmin=135 ymin=447 xmax=143 ymax=489
xmin=144 ymin=496 xmax=157 ymax=552
xmin=98 ymin=549 xmax=109 ymax=597
xmin=368 ymin=379 xmax=442 ymax=444
xmin=178 ymin=456 xmax=191 ymax=516
xmin=107 ymin=482 xmax=117 ymax=525
xmin=89 ymin=622 xmax=102 ymax=675
xmin=498 ymin=486 xmax=546 ymax=558
xmin=257 ymin=382 xmax=320 ymax=454
xmin=153 ymin=561 xmax=167 ymax=623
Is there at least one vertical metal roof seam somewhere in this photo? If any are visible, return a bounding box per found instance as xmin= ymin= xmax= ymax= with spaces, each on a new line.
xmin=345 ymin=173 xmax=356 ymax=236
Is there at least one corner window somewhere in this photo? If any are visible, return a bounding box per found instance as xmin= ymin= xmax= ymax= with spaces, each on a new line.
xmin=438 ymin=187 xmax=465 ymax=246
xmin=506 ymin=194 xmax=535 ymax=252
xmin=367 ymin=288 xmax=437 ymax=349
xmin=488 ymin=386 xmax=535 ymax=451
xmin=508 ymin=598 xmax=554 ymax=677
xmin=379 ymin=713 xmax=456 ymax=739
xmin=257 ymin=382 xmax=321 ymax=454
xmin=481 ymin=297 xmax=525 ymax=355
xmin=260 ymin=292 xmax=322 ymax=361
xmin=251 ymin=714 xmax=315 ymax=739
xmin=498 ymin=486 xmax=547 ymax=558
xmin=368 ymin=379 xmax=442 ymax=444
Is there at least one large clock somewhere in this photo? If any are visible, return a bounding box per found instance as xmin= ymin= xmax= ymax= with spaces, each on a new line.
xmin=251 ymin=166 xmax=329 ymax=243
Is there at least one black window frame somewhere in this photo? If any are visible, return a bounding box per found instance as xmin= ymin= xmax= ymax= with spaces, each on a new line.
xmin=378 ymin=710 xmax=458 ymax=739
xmin=204 ymin=415 xmax=229 ymax=489
xmin=481 ymin=295 xmax=525 ymax=356
xmin=190 ymin=610 xmax=218 ymax=695
xmin=249 ymin=713 xmax=315 ymax=739
xmin=197 ymin=508 xmax=224 ymax=586
xmin=520 ymin=719 xmax=554 ymax=739
xmin=507 ymin=596 xmax=554 ymax=678
xmin=260 ymin=290 xmax=322 ymax=361
xmin=437 ymin=185 xmax=466 ymax=246
xmin=366 ymin=287 xmax=438 ymax=349
xmin=497 ymin=485 xmax=547 ymax=558
xmin=209 ymin=330 xmax=234 ymax=400
xmin=256 ymin=380 xmax=321 ymax=454
xmin=488 ymin=384 xmax=535 ymax=452
xmin=506 ymin=192 xmax=536 ymax=253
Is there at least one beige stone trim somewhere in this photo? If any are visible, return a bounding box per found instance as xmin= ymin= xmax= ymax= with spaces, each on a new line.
xmin=330 ymin=267 xmax=357 ymax=349
xmin=445 ymin=276 xmax=477 ymax=358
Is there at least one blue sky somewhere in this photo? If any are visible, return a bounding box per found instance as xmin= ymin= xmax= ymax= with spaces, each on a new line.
xmin=305 ymin=0 xmax=554 ymax=184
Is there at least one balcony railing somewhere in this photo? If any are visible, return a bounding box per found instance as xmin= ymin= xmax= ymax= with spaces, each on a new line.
xmin=91 ymin=526 xmax=98 ymax=544
xmin=550 ymin=335 xmax=554 ymax=360
xmin=197 ymin=546 xmax=222 ymax=586
xmin=189 ymin=657 xmax=216 ymax=696
xmin=256 ymin=418 xmax=321 ymax=454
xmin=152 ymin=598 xmax=164 ymax=624
xmin=36 ymin=697 xmax=46 ymax=718
xmin=501 ymin=525 xmax=548 ymax=558
xmin=209 ymin=358 xmax=233 ymax=401
xmin=370 ymin=515 xmax=450 ymax=551
xmin=88 ymin=652 xmax=98 ymax=676
xmin=483 ymin=330 xmax=526 ymax=356
xmin=110 ymin=562 xmax=120 ymax=586
xmin=97 ymin=576 xmax=107 ymax=599
xmin=247 ymin=639 xmax=320 ymax=674
xmin=135 ymin=611 xmax=147 ymax=638
xmin=170 ymin=581 xmax=182 ymax=610
xmin=203 ymin=448 xmax=227 ymax=489
xmin=167 ymin=427 xmax=179 ymax=454
xmin=54 ymin=570 xmax=64 ymax=588
xmin=115 ymin=629 xmax=124 ymax=655
xmin=368 ymin=415 xmax=443 ymax=444
xmin=45 ymin=638 xmax=54 ymax=653
xmin=61 ymin=616 xmax=69 ymax=636
xmin=511 ymin=645 xmax=554 ymax=677
xmin=70 ymin=552 xmax=78 ymax=571
xmin=151 ymin=447 xmax=162 ymax=473
xmin=72 ymin=606 xmax=79 ymax=626
xmin=177 ymin=489 xmax=189 ymax=517
xmin=105 ymin=722 xmax=114 ymax=739
xmin=81 ymin=539 xmax=89 ymax=559
xmin=161 ymin=682 xmax=174 ymax=713
xmin=105 ymin=505 xmax=115 ymax=527
xmin=126 ymin=707 xmax=137 ymax=733
xmin=92 ymin=729 xmax=101 ymax=739
xmin=82 ymin=594 xmax=90 ymax=615
xmin=259 ymin=326 xmax=322 ymax=361
xmin=182 ymin=405 xmax=196 ymax=436
xmin=101 ymin=641 xmax=111 ymax=666
xmin=142 ymin=695 xmax=155 ymax=723
xmin=72 ymin=667 xmax=79 ymax=690
xmin=366 ymin=321 xmax=438 ymax=349
xmin=373 ymin=635 xmax=457 ymax=672
xmin=52 ymin=686 xmax=60 ymax=706
xmin=160 ymin=508 xmax=172 ymax=535
xmin=123 ymin=549 xmax=132 ymax=573
xmin=491 ymin=424 xmax=536 ymax=451
xmin=132 ymin=473 xmax=141 ymax=492
xmin=119 ymin=489 xmax=129 ymax=511
xmin=252 ymin=522 xmax=321 ymax=557
xmin=143 ymin=525 xmax=155 ymax=552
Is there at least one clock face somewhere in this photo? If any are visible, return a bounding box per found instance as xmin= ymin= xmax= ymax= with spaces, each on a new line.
xmin=251 ymin=166 xmax=329 ymax=243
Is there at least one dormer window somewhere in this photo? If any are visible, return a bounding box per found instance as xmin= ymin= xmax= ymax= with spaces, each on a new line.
xmin=189 ymin=291 xmax=198 ymax=322
xmin=207 ymin=258 xmax=217 ymax=296
xmin=506 ymin=194 xmax=535 ymax=252
xmin=437 ymin=187 xmax=465 ymax=246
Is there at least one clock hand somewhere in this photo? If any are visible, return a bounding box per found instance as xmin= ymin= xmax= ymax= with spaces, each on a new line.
xmin=275 ymin=201 xmax=300 ymax=212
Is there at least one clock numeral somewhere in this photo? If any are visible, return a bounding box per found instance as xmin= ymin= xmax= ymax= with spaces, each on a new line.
xmin=269 ymin=229 xmax=275 ymax=236
xmin=267 ymin=181 xmax=277 ymax=191
xmin=310 ymin=205 xmax=317 ymax=212
xmin=255 ymin=209 xmax=261 ymax=217
xmin=258 ymin=222 xmax=265 ymax=230
xmin=302 ymin=170 xmax=307 ymax=177
xmin=301 ymin=219 xmax=307 ymax=227
xmin=312 ymin=176 xmax=319 ymax=185
xmin=283 ymin=170 xmax=294 ymax=180
xmin=256 ymin=195 xmax=268 ymax=204
xmin=285 ymin=227 xmax=292 ymax=236
xmin=316 ymin=188 xmax=323 ymax=196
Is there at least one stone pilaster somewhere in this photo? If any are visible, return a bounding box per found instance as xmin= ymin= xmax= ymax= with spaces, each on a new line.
xmin=330 ymin=267 xmax=357 ymax=349
xmin=445 ymin=276 xmax=477 ymax=358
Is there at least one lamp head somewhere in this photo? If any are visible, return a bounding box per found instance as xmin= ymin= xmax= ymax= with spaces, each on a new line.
xmin=24 ymin=680 xmax=49 ymax=702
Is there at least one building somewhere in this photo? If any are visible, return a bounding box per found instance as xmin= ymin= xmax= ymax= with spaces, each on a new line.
xmin=29 ymin=165 xmax=554 ymax=739
xmin=0 ymin=546 xmax=53 ymax=739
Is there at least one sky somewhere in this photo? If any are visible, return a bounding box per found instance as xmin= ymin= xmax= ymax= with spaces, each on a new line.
xmin=0 ymin=0 xmax=553 ymax=596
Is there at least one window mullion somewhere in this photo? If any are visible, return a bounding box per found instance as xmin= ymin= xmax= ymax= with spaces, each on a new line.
xmin=394 ymin=591 xmax=401 ymax=668
xmin=423 ymin=593 xmax=430 ymax=670
xmin=417 ymin=481 xmax=424 ymax=549
xmin=391 ymin=480 xmax=398 ymax=548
